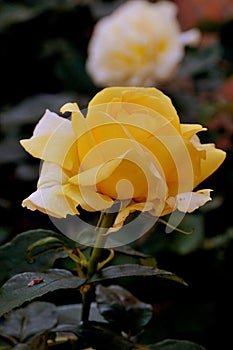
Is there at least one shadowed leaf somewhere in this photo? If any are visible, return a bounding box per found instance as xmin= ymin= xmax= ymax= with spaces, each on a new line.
xmin=0 ymin=302 xmax=57 ymax=341
xmin=0 ymin=229 xmax=77 ymax=286
xmin=75 ymin=322 xmax=134 ymax=350
xmin=96 ymin=285 xmax=152 ymax=335
xmin=147 ymin=339 xmax=206 ymax=349
xmin=89 ymin=264 xmax=187 ymax=286
xmin=0 ymin=269 xmax=85 ymax=317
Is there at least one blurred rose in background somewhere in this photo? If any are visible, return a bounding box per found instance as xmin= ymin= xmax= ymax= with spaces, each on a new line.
xmin=86 ymin=0 xmax=200 ymax=87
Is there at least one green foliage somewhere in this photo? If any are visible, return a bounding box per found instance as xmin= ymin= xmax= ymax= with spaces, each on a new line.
xmin=56 ymin=302 xmax=106 ymax=325
xmin=0 ymin=225 xmax=207 ymax=349
xmin=95 ymin=284 xmax=153 ymax=335
xmin=89 ymin=264 xmax=187 ymax=285
xmin=0 ymin=299 xmax=208 ymax=349
xmin=0 ymin=229 xmax=78 ymax=286
xmin=0 ymin=302 xmax=57 ymax=346
xmin=0 ymin=301 xmax=108 ymax=349
xmin=0 ymin=270 xmax=85 ymax=317
xmin=75 ymin=322 xmax=135 ymax=350
xmin=147 ymin=339 xmax=206 ymax=349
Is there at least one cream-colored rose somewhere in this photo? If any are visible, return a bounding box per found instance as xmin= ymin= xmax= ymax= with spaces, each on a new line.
xmin=20 ymin=87 xmax=225 ymax=228
xmin=86 ymin=0 xmax=200 ymax=87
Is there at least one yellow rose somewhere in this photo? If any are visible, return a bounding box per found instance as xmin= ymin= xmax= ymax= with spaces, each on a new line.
xmin=86 ymin=0 xmax=200 ymax=87
xmin=20 ymin=87 xmax=225 ymax=229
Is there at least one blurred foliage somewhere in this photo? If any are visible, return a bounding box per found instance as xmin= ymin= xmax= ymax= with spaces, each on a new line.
xmin=0 ymin=0 xmax=233 ymax=349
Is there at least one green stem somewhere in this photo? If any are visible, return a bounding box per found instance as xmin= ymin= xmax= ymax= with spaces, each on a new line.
xmin=81 ymin=204 xmax=119 ymax=323
xmin=80 ymin=284 xmax=92 ymax=323
xmin=87 ymin=211 xmax=114 ymax=278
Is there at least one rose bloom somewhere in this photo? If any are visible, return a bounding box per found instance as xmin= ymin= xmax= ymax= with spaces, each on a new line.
xmin=20 ymin=87 xmax=225 ymax=228
xmin=86 ymin=0 xmax=200 ymax=87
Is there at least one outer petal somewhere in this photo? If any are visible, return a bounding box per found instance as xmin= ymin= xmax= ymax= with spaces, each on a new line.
xmin=181 ymin=126 xmax=226 ymax=188
xmin=181 ymin=124 xmax=207 ymax=139
xmin=20 ymin=109 xmax=77 ymax=171
xmin=22 ymin=186 xmax=78 ymax=218
xmin=167 ymin=189 xmax=213 ymax=213
xmin=22 ymin=162 xmax=79 ymax=218
xmin=190 ymin=135 xmax=226 ymax=187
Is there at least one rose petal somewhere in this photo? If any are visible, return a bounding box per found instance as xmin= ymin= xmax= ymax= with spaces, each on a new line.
xmin=64 ymin=184 xmax=114 ymax=212
xmin=88 ymin=87 xmax=180 ymax=130
xmin=181 ymin=124 xmax=207 ymax=139
xmin=69 ymin=158 xmax=123 ymax=186
xmin=97 ymin=148 xmax=167 ymax=201
xmin=179 ymin=28 xmax=201 ymax=47
xmin=174 ymin=189 xmax=213 ymax=213
xmin=110 ymin=201 xmax=154 ymax=231
xmin=22 ymin=186 xmax=79 ymax=218
xmin=22 ymin=162 xmax=79 ymax=218
xmin=194 ymin=142 xmax=226 ymax=187
xmin=20 ymin=110 xmax=77 ymax=171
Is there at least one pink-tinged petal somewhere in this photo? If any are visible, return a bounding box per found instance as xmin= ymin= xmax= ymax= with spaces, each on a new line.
xmin=20 ymin=109 xmax=77 ymax=171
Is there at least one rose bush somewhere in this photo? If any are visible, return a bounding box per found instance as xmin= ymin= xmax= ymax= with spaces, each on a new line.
xmin=20 ymin=87 xmax=226 ymax=230
xmin=86 ymin=0 xmax=200 ymax=87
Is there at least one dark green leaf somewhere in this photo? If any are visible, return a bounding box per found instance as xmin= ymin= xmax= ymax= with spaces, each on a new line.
xmin=0 ymin=302 xmax=57 ymax=341
xmin=24 ymin=334 xmax=49 ymax=350
xmin=0 ymin=229 xmax=77 ymax=286
xmin=75 ymin=322 xmax=134 ymax=350
xmin=0 ymin=269 xmax=85 ymax=317
xmin=113 ymin=245 xmax=150 ymax=259
xmin=96 ymin=285 xmax=152 ymax=335
xmin=12 ymin=345 xmax=31 ymax=350
xmin=89 ymin=264 xmax=187 ymax=286
xmin=147 ymin=339 xmax=206 ymax=349
xmin=56 ymin=303 xmax=106 ymax=326
xmin=111 ymin=246 xmax=157 ymax=268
